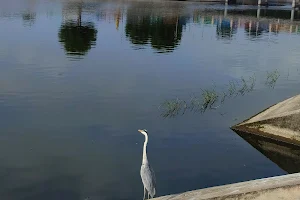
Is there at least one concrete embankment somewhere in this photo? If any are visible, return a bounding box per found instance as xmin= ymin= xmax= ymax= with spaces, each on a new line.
xmin=231 ymin=94 xmax=300 ymax=146
xmin=153 ymin=173 xmax=300 ymax=200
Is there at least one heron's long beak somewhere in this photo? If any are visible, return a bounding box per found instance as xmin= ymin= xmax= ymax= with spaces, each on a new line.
xmin=138 ymin=129 xmax=143 ymax=133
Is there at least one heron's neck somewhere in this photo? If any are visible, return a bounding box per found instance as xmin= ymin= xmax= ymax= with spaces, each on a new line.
xmin=142 ymin=133 xmax=148 ymax=164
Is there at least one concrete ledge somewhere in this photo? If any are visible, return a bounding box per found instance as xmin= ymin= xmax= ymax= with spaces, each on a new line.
xmin=153 ymin=173 xmax=300 ymax=200
xmin=231 ymin=94 xmax=300 ymax=146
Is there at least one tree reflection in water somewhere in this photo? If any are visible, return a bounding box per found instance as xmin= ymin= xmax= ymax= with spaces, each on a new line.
xmin=58 ymin=3 xmax=97 ymax=58
xmin=125 ymin=9 xmax=187 ymax=53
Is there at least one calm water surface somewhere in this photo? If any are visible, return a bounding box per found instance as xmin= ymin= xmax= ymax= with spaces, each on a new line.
xmin=1 ymin=0 xmax=300 ymax=199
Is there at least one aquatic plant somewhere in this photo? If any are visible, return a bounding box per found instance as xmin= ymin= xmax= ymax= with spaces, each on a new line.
xmin=265 ymin=70 xmax=280 ymax=88
xmin=224 ymin=75 xmax=256 ymax=98
xmin=190 ymin=95 xmax=202 ymax=112
xmin=228 ymin=80 xmax=237 ymax=97
xmin=238 ymin=75 xmax=256 ymax=95
xmin=238 ymin=77 xmax=249 ymax=96
xmin=200 ymin=88 xmax=219 ymax=111
xmin=221 ymin=92 xmax=227 ymax=104
xmin=160 ymin=88 xmax=220 ymax=118
xmin=249 ymin=75 xmax=256 ymax=91
xmin=158 ymin=73 xmax=284 ymax=118
xmin=159 ymin=98 xmax=187 ymax=118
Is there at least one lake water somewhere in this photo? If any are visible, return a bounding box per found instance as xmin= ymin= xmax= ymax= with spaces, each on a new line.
xmin=1 ymin=0 xmax=300 ymax=199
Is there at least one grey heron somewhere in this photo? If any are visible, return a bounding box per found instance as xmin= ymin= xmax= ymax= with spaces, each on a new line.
xmin=138 ymin=129 xmax=156 ymax=199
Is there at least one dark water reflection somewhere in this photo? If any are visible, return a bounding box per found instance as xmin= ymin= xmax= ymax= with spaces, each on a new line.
xmin=125 ymin=6 xmax=188 ymax=52
xmin=216 ymin=19 xmax=238 ymax=39
xmin=22 ymin=12 xmax=36 ymax=27
xmin=2 ymin=1 xmax=300 ymax=200
xmin=58 ymin=21 xmax=97 ymax=57
xmin=58 ymin=2 xmax=97 ymax=58
xmin=234 ymin=130 xmax=300 ymax=174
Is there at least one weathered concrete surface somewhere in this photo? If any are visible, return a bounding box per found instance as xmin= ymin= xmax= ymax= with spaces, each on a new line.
xmin=153 ymin=173 xmax=300 ymax=200
xmin=231 ymin=94 xmax=300 ymax=146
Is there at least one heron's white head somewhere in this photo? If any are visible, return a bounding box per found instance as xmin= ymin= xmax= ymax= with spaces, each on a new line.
xmin=138 ymin=129 xmax=148 ymax=136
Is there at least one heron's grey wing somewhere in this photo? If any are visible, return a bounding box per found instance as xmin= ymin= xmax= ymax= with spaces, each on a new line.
xmin=149 ymin=164 xmax=156 ymax=187
xmin=141 ymin=164 xmax=156 ymax=197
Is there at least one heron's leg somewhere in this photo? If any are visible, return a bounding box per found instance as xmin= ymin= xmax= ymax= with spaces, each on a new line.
xmin=143 ymin=187 xmax=146 ymax=200
xmin=148 ymin=193 xmax=150 ymax=199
